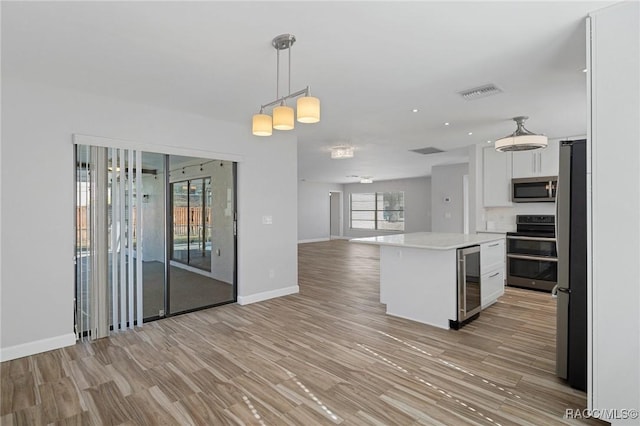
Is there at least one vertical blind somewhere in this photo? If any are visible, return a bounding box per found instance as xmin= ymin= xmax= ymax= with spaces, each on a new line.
xmin=75 ymin=145 xmax=143 ymax=341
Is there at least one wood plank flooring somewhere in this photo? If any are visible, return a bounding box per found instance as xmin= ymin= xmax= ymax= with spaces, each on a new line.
xmin=1 ymin=239 xmax=605 ymax=425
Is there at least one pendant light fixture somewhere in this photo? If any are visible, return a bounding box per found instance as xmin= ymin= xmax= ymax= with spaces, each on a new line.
xmin=252 ymin=34 xmax=320 ymax=136
xmin=495 ymin=116 xmax=548 ymax=152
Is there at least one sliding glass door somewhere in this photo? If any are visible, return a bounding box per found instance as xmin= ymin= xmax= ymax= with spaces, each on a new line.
xmin=75 ymin=143 xmax=237 ymax=340
xmin=168 ymin=157 xmax=236 ymax=314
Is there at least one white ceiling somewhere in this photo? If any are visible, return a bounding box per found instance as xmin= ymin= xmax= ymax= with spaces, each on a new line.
xmin=2 ymin=1 xmax=614 ymax=183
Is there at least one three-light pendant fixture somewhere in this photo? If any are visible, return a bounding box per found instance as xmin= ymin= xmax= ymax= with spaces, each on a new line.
xmin=252 ymin=34 xmax=320 ymax=136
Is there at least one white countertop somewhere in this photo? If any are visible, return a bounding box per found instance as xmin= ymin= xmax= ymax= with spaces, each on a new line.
xmin=350 ymin=232 xmax=504 ymax=250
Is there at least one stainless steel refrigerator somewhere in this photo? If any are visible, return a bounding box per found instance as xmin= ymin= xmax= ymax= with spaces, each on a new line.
xmin=554 ymin=139 xmax=587 ymax=391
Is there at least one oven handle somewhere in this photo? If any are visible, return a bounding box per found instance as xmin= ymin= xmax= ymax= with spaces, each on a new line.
xmin=507 ymin=235 xmax=556 ymax=242
xmin=507 ymin=253 xmax=558 ymax=262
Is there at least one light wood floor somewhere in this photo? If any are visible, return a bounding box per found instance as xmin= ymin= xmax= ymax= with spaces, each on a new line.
xmin=1 ymin=240 xmax=604 ymax=425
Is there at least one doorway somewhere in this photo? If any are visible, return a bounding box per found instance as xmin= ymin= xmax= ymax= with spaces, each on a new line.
xmin=329 ymin=191 xmax=342 ymax=238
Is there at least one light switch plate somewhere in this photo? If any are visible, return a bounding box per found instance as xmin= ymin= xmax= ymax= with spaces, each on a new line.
xmin=262 ymin=215 xmax=273 ymax=225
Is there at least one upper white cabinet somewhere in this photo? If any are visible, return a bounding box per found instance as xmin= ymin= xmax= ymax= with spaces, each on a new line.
xmin=483 ymin=146 xmax=512 ymax=207
xmin=511 ymin=140 xmax=559 ymax=178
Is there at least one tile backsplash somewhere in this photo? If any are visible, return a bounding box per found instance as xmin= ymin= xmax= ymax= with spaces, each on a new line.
xmin=482 ymin=203 xmax=556 ymax=231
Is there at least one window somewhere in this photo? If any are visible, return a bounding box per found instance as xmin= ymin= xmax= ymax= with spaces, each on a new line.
xmin=350 ymin=192 xmax=405 ymax=230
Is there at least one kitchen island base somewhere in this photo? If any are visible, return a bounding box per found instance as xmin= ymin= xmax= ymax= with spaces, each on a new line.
xmin=353 ymin=232 xmax=506 ymax=330
xmin=380 ymin=245 xmax=457 ymax=329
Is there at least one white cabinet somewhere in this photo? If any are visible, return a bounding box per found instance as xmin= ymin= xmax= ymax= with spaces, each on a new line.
xmin=481 ymin=239 xmax=504 ymax=270
xmin=511 ymin=140 xmax=559 ymax=178
xmin=480 ymin=239 xmax=505 ymax=308
xmin=482 ymin=146 xmax=512 ymax=207
xmin=481 ymin=269 xmax=505 ymax=308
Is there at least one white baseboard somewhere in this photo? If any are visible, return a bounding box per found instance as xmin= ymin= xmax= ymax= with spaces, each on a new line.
xmin=330 ymin=236 xmax=351 ymax=240
xmin=298 ymin=238 xmax=330 ymax=244
xmin=0 ymin=333 xmax=76 ymax=362
xmin=237 ymin=285 xmax=299 ymax=305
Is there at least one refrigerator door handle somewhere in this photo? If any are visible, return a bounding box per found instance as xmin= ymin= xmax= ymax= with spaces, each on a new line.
xmin=557 ymin=287 xmax=571 ymax=294
xmin=555 ymin=180 xmax=560 ymax=255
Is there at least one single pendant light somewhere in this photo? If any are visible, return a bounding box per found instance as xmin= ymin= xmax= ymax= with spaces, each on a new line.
xmin=297 ymin=95 xmax=320 ymax=123
xmin=273 ymin=101 xmax=295 ymax=130
xmin=495 ymin=116 xmax=548 ymax=152
xmin=252 ymin=109 xmax=273 ymax=136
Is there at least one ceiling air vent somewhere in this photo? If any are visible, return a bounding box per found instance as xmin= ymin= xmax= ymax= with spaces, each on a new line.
xmin=410 ymin=147 xmax=444 ymax=155
xmin=458 ymin=84 xmax=503 ymax=100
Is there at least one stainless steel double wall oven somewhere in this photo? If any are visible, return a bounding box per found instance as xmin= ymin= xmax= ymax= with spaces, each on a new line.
xmin=506 ymin=215 xmax=557 ymax=291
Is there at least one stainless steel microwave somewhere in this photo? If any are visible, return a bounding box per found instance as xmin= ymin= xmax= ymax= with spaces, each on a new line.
xmin=512 ymin=176 xmax=557 ymax=202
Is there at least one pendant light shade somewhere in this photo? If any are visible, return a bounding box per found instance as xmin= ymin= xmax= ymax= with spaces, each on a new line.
xmin=495 ymin=134 xmax=548 ymax=152
xmin=495 ymin=116 xmax=548 ymax=152
xmin=273 ymin=105 xmax=295 ymax=130
xmin=252 ymin=113 xmax=273 ymax=136
xmin=297 ymin=96 xmax=320 ymax=123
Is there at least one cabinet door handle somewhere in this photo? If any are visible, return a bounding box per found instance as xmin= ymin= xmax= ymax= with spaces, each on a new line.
xmin=488 ymin=242 xmax=500 ymax=247
xmin=489 ymin=272 xmax=500 ymax=278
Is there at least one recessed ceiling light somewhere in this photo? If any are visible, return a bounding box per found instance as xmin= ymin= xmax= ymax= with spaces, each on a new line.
xmin=582 ymin=68 xmax=588 ymax=73
xmin=444 ymin=122 xmax=450 ymax=126
xmin=487 ymin=140 xmax=492 ymax=143
xmin=468 ymin=132 xmax=473 ymax=136
xmin=412 ymin=108 xmax=419 ymax=113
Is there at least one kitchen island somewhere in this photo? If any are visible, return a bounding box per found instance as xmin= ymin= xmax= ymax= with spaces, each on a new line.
xmin=350 ymin=232 xmax=505 ymax=329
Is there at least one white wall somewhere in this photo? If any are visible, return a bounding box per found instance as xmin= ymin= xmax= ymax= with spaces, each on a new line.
xmin=343 ymin=177 xmax=431 ymax=238
xmin=297 ymin=181 xmax=343 ymax=242
xmin=589 ymin=2 xmax=640 ymax=423
xmin=0 ymin=78 xmax=299 ymax=360
xmin=431 ymin=163 xmax=468 ymax=233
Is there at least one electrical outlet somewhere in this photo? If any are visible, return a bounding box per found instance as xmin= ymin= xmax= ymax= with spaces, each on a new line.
xmin=269 ymin=269 xmax=275 ymax=278
xmin=159 ymin=309 xmax=165 ymax=317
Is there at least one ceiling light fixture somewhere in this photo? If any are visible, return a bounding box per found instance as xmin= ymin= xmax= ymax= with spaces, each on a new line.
xmin=252 ymin=34 xmax=320 ymax=136
xmin=330 ymin=146 xmax=354 ymax=159
xmin=360 ymin=177 xmax=373 ymax=184
xmin=412 ymin=108 xmax=419 ymax=113
xmin=444 ymin=122 xmax=450 ymax=126
xmin=495 ymin=116 xmax=548 ymax=152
